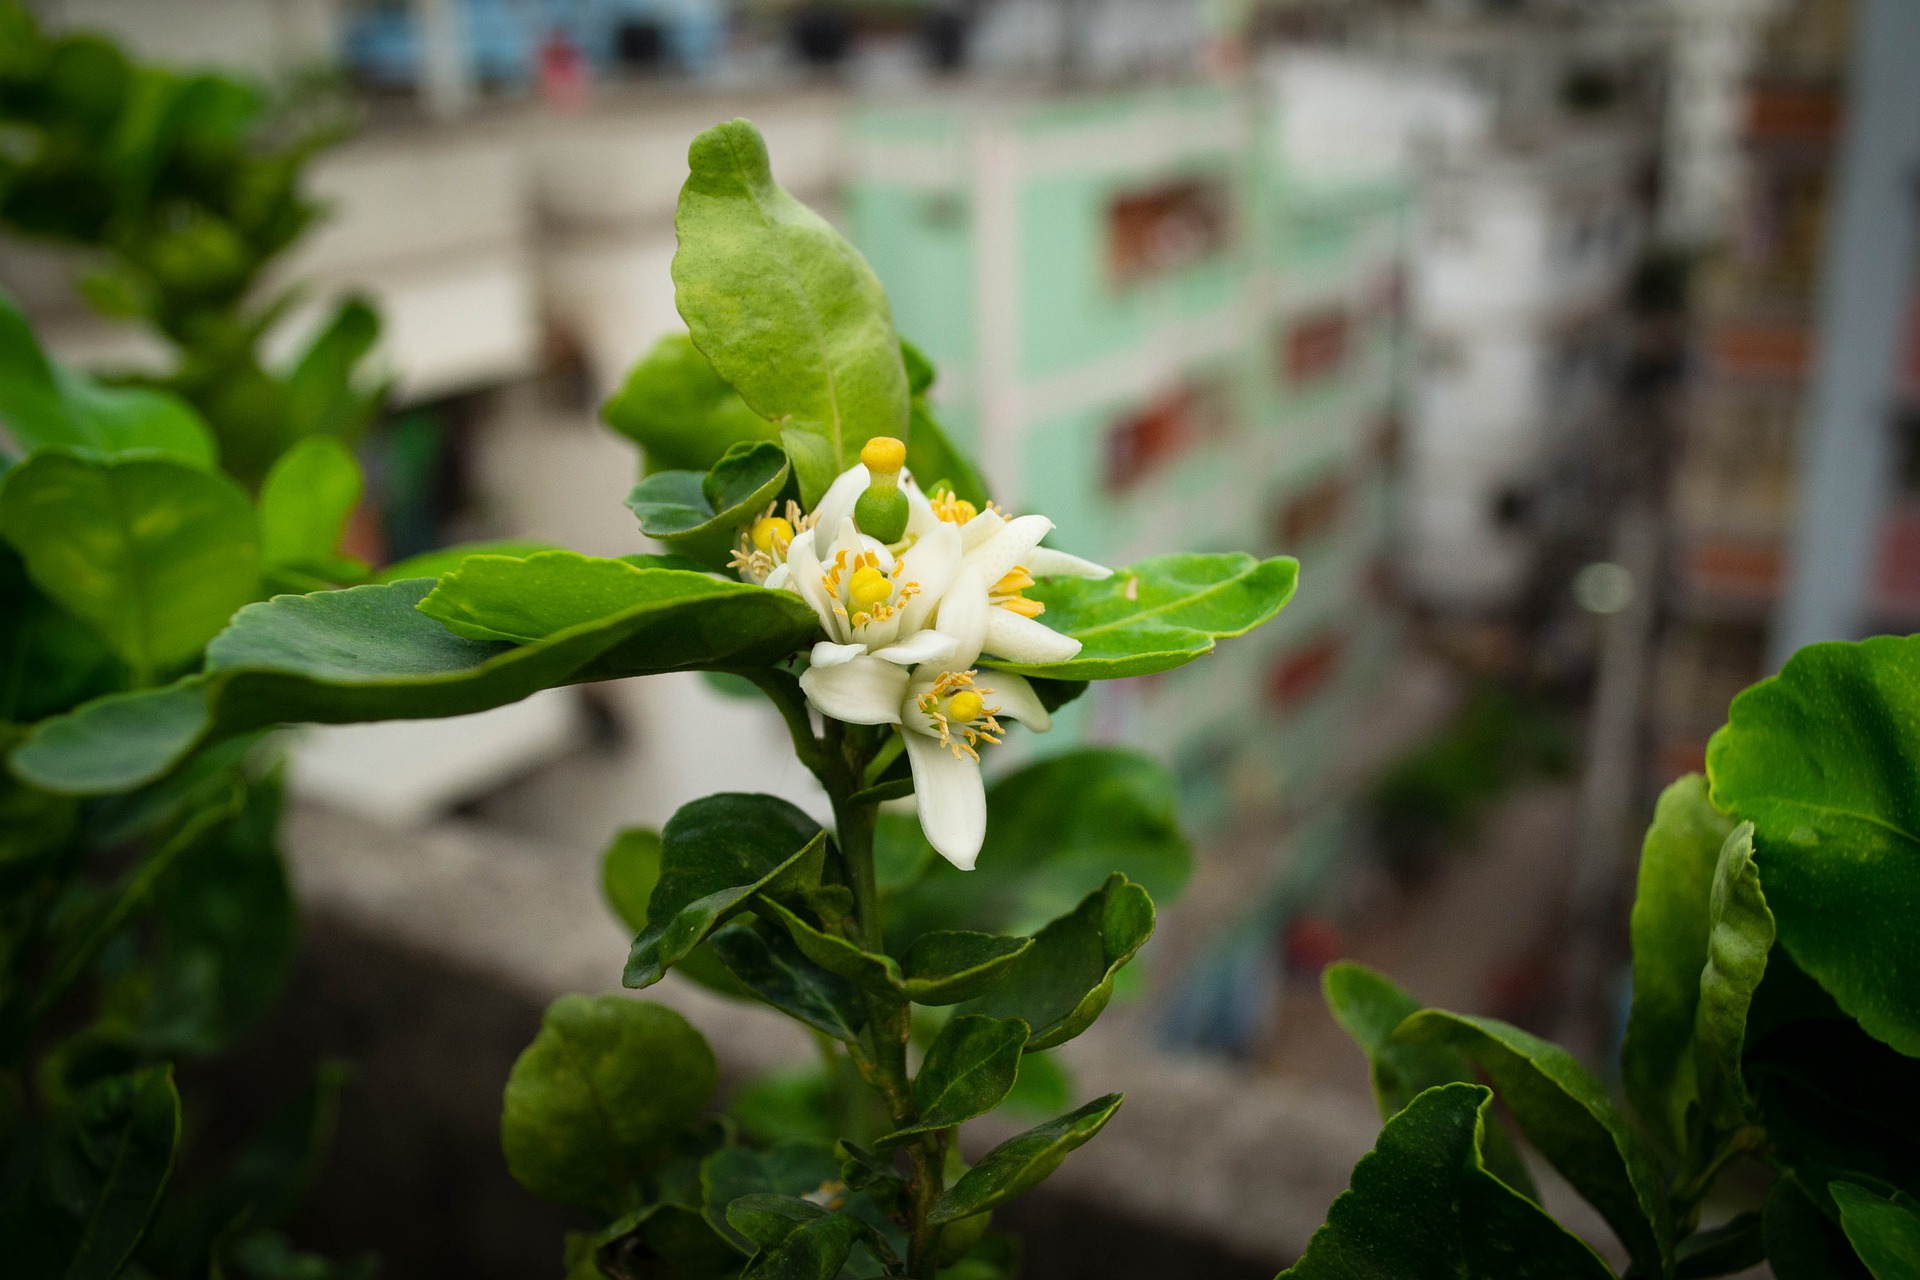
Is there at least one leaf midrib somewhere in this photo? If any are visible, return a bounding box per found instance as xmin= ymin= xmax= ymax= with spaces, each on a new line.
xmin=1059 ymin=561 xmax=1281 ymax=640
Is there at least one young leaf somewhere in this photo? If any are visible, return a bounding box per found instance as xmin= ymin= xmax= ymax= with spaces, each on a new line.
xmin=926 ymin=1093 xmax=1122 ymax=1225
xmin=257 ymin=435 xmax=362 ymax=572
xmin=0 ymin=451 xmax=259 ymax=677
xmin=1707 ymin=636 xmax=1920 ymax=1057
xmin=900 ymin=932 xmax=1034 ymax=1005
xmin=1692 ymin=823 xmax=1773 ymax=1139
xmin=501 ymin=995 xmax=717 ymax=1212
xmin=625 ymin=440 xmax=790 ymax=568
xmin=625 ymin=793 xmax=827 ymax=988
xmin=987 ymin=553 xmax=1298 ymax=680
xmin=956 ymin=874 xmax=1153 ymax=1051
xmin=601 ymin=331 xmax=779 ymax=472
xmin=1320 ymin=962 xmax=1536 ymax=1200
xmin=753 ymin=894 xmax=904 ymax=996
xmin=1278 ymin=1084 xmax=1613 ymax=1280
xmin=671 ymin=118 xmax=908 ymax=506
xmin=700 ymin=1141 xmax=843 ymax=1251
xmin=880 ymin=1015 xmax=1029 ymax=1145
xmin=1622 ymin=773 xmax=1737 ymax=1154
xmin=707 ymin=914 xmax=867 ymax=1043
xmin=1396 ymin=1010 xmax=1673 ymax=1275
xmin=1832 ymin=1182 xmax=1920 ymax=1280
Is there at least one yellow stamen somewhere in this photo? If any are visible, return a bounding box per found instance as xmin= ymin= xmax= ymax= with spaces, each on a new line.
xmin=931 ymin=489 xmax=978 ymax=525
xmin=992 ymin=568 xmax=1035 ymax=594
xmin=996 ymin=595 xmax=1045 ymax=618
xmin=750 ymin=515 xmax=794 ymax=554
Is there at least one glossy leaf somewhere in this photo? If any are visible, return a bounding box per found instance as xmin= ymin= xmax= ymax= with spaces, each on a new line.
xmin=926 ymin=1093 xmax=1122 ymax=1225
xmin=501 ymin=994 xmax=717 ymax=1212
xmin=11 ymin=566 xmax=821 ymax=795
xmin=672 ymin=118 xmax=908 ymax=505
xmin=0 ymin=450 xmax=258 ymax=677
xmin=627 ymin=440 xmax=791 ymax=568
xmin=1693 ymin=822 xmax=1774 ymax=1139
xmin=1832 ymin=1182 xmax=1920 ymax=1280
xmin=900 ymin=932 xmax=1034 ymax=1005
xmin=1397 ymin=1010 xmax=1671 ymax=1274
xmin=701 ymin=1141 xmax=842 ymax=1252
xmin=708 ymin=914 xmax=867 ymax=1043
xmin=1278 ymin=1084 xmax=1613 ymax=1280
xmin=600 ymin=825 xmax=750 ymax=1001
xmin=1707 ymin=636 xmax=1920 ymax=1056
xmin=625 ymin=793 xmax=827 ymax=988
xmin=753 ymin=894 xmax=904 ymax=995
xmin=1622 ymin=773 xmax=1738 ymax=1153
xmin=257 ymin=435 xmax=362 ymax=572
xmin=601 ymin=330 xmax=779 ymax=473
xmin=733 ymin=1199 xmax=870 ymax=1280
xmin=957 ymin=874 xmax=1153 ymax=1051
xmin=881 ymin=1015 xmax=1029 ymax=1145
xmin=1320 ymin=962 xmax=1536 ymax=1200
xmin=989 ymin=553 xmax=1298 ymax=681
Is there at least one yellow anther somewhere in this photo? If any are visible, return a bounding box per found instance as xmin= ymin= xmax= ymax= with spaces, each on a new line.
xmin=931 ymin=490 xmax=977 ymax=525
xmin=992 ymin=568 xmax=1035 ymax=595
xmin=750 ymin=515 xmax=795 ymax=554
xmin=849 ymin=565 xmax=892 ymax=608
xmin=860 ymin=436 xmax=907 ymax=474
xmin=996 ymin=595 xmax=1045 ymax=618
xmin=947 ymin=690 xmax=985 ymax=723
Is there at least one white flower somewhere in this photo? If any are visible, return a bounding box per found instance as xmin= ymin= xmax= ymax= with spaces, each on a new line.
xmin=779 ymin=515 xmax=963 ymax=670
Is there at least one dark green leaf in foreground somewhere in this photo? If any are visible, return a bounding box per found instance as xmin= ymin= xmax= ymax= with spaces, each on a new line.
xmin=1396 ymin=1011 xmax=1671 ymax=1274
xmin=1622 ymin=773 xmax=1738 ymax=1154
xmin=1707 ymin=636 xmax=1920 ymax=1057
xmin=927 ymin=1093 xmax=1122 ymax=1225
xmin=881 ymin=1015 xmax=1029 ymax=1145
xmin=957 ymin=874 xmax=1153 ymax=1051
xmin=626 ymin=440 xmax=791 ymax=568
xmin=0 ymin=1065 xmax=182 ymax=1280
xmin=709 ymin=914 xmax=867 ymax=1043
xmin=625 ymin=793 xmax=827 ymax=988
xmin=601 ymin=330 xmax=779 ymax=473
xmin=900 ymin=932 xmax=1033 ymax=1005
xmin=1278 ymin=1084 xmax=1613 ymax=1280
xmin=701 ymin=1141 xmax=843 ymax=1252
xmin=753 ymin=893 xmax=903 ymax=996
xmin=988 ymin=553 xmax=1298 ymax=681
xmin=0 ymin=450 xmax=258 ymax=677
xmin=600 ymin=825 xmax=752 ymax=1001
xmin=672 ymin=118 xmax=908 ymax=506
xmin=257 ymin=435 xmax=363 ymax=574
xmin=1832 ymin=1182 xmax=1920 ymax=1280
xmin=501 ymin=995 xmax=717 ymax=1212
xmin=1320 ymin=962 xmax=1536 ymax=1200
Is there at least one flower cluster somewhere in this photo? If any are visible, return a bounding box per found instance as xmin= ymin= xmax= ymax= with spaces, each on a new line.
xmin=741 ymin=437 xmax=1108 ymax=869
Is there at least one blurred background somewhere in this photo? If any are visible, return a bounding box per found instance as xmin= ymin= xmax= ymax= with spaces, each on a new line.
xmin=4 ymin=0 xmax=1914 ymax=1274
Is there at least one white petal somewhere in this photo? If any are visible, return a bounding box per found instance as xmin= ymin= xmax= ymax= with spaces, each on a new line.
xmin=904 ymin=731 xmax=986 ymax=870
xmin=870 ymin=629 xmax=960 ymax=666
xmin=981 ymin=672 xmax=1051 ymax=731
xmin=965 ymin=515 xmax=1053 ymax=589
xmin=798 ymin=655 xmax=908 ymax=726
xmin=896 ymin=521 xmax=962 ymax=633
xmin=763 ymin=563 xmax=792 ymax=591
xmin=812 ymin=463 xmax=869 ymax=536
xmin=1027 ymin=547 xmax=1112 ymax=579
xmin=932 ymin=570 xmax=990 ymax=669
xmin=959 ymin=508 xmax=1004 ymax=554
xmin=783 ymin=528 xmax=838 ymax=638
xmin=903 ymin=478 xmax=940 ymax=538
xmin=983 ymin=608 xmax=1082 ymax=666
xmin=831 ymin=517 xmax=893 ymax=573
xmin=809 ymin=641 xmax=868 ymax=668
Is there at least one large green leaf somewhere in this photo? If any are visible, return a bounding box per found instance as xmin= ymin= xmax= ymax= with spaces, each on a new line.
xmin=0 ymin=289 xmax=216 ymax=467
xmin=625 ymin=440 xmax=790 ymax=568
xmin=881 ymin=1015 xmax=1029 ymax=1145
xmin=11 ymin=564 xmax=821 ymax=795
xmin=501 ymin=995 xmax=717 ymax=1213
xmin=600 ymin=825 xmax=753 ymax=1000
xmin=988 ymin=553 xmax=1298 ymax=681
xmin=624 ymin=792 xmax=827 ymax=988
xmin=1319 ymin=962 xmax=1536 ymax=1200
xmin=700 ymin=1141 xmax=842 ymax=1252
xmin=1692 ymin=822 xmax=1773 ymax=1140
xmin=900 ymin=932 xmax=1033 ymax=1005
xmin=601 ymin=330 xmax=779 ymax=473
xmin=728 ymin=1196 xmax=874 ymax=1280
xmin=1622 ymin=773 xmax=1738 ymax=1154
xmin=1397 ymin=1010 xmax=1672 ymax=1273
xmin=256 ymin=435 xmax=362 ymax=574
xmin=1832 ymin=1182 xmax=1920 ymax=1280
xmin=0 ymin=1065 xmax=182 ymax=1280
xmin=926 ymin=1093 xmax=1122 ymax=1225
xmin=0 ymin=450 xmax=259 ymax=678
xmin=1278 ymin=1083 xmax=1614 ymax=1280
xmin=708 ymin=914 xmax=868 ymax=1043
xmin=1707 ymin=636 xmax=1920 ymax=1056
xmin=671 ymin=118 xmax=908 ymax=506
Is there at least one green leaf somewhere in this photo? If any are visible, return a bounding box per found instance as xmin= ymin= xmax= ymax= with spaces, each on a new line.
xmin=283 ymin=296 xmax=383 ymax=444
xmin=372 ymin=538 xmax=557 ymax=583
xmin=900 ymin=932 xmax=1034 ymax=1005
xmin=926 ymin=1093 xmax=1122 ymax=1225
xmin=1320 ymin=962 xmax=1536 ymax=1200
xmin=753 ymin=893 xmax=904 ymax=996
xmin=956 ymin=874 xmax=1153 ymax=1051
xmin=881 ymin=1015 xmax=1029 ymax=1145
xmin=501 ymin=994 xmax=717 ymax=1212
xmin=0 ymin=289 xmax=216 ymax=467
xmin=1396 ymin=1011 xmax=1672 ymax=1274
xmin=626 ymin=440 xmax=791 ymax=568
xmin=0 ymin=450 xmax=259 ymax=678
xmin=257 ymin=435 xmax=362 ymax=571
xmin=701 ymin=1141 xmax=842 ymax=1251
xmin=1832 ymin=1182 xmax=1920 ymax=1280
xmin=1767 ymin=1176 xmax=1873 ymax=1280
xmin=1707 ymin=636 xmax=1920 ymax=1056
xmin=708 ymin=914 xmax=868 ymax=1042
xmin=1622 ymin=773 xmax=1738 ymax=1154
xmin=589 ymin=1202 xmax=743 ymax=1280
xmin=987 ymin=553 xmax=1298 ymax=681
xmin=0 ymin=1065 xmax=182 ymax=1280
xmin=731 ymin=1200 xmax=871 ymax=1280
xmin=671 ymin=118 xmax=908 ymax=506
xmin=602 ymin=826 xmax=663 ymax=933
xmin=1675 ymin=1212 xmax=1765 ymax=1278
xmin=624 ymin=793 xmax=827 ymax=988
xmin=601 ymin=331 xmax=779 ymax=472
xmin=11 ymin=566 xmax=821 ymax=795
xmin=1693 ymin=822 xmax=1774 ymax=1139
xmin=1277 ymin=1083 xmax=1614 ymax=1280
